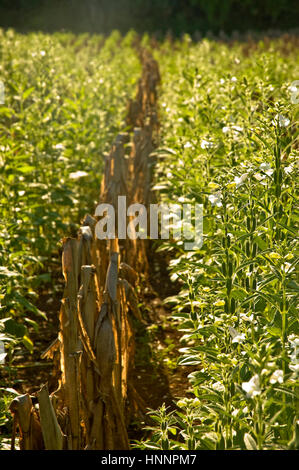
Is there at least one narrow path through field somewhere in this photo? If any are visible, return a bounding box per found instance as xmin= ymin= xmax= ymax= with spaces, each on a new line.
xmin=128 ymin=244 xmax=194 ymax=439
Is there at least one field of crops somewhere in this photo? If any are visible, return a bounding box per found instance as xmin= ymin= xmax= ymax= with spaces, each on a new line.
xmin=0 ymin=29 xmax=139 ymax=355
xmin=140 ymin=35 xmax=299 ymax=450
xmin=0 ymin=30 xmax=298 ymax=451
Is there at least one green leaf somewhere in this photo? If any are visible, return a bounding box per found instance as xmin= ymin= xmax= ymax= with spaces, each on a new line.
xmin=22 ymin=87 xmax=35 ymax=101
xmin=0 ymin=387 xmax=19 ymax=395
xmin=14 ymin=293 xmax=47 ymax=319
xmin=0 ymin=107 xmax=13 ymax=117
xmin=17 ymin=165 xmax=36 ymax=174
xmin=3 ymin=318 xmax=26 ymax=338
xmin=231 ymin=287 xmax=248 ymax=301
xmin=188 ymin=371 xmax=210 ymax=386
xmin=22 ymin=335 xmax=33 ymax=353
xmin=267 ymin=326 xmax=281 ymax=337
xmin=168 ymin=427 xmax=177 ymax=435
xmin=254 ymin=235 xmax=267 ymax=251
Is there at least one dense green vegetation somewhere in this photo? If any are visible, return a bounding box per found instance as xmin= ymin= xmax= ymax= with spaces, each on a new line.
xmin=136 ymin=35 xmax=299 ymax=450
xmin=1 ymin=0 xmax=299 ymax=35
xmin=0 ymin=29 xmax=298 ymax=450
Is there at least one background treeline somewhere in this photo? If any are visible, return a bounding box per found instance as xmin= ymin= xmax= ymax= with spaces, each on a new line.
xmin=0 ymin=0 xmax=298 ymax=35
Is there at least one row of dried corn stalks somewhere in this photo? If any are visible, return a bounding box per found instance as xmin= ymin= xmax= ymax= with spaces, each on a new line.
xmin=9 ymin=49 xmax=160 ymax=450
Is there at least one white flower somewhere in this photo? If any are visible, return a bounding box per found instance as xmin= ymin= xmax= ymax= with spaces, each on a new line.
xmin=232 ymin=333 xmax=246 ymax=344
xmin=289 ymin=363 xmax=299 ymax=373
xmin=54 ymin=143 xmax=64 ymax=150
xmin=184 ymin=141 xmax=193 ymax=149
xmin=201 ymin=139 xmax=214 ymax=149
xmin=281 ymin=262 xmax=294 ymax=274
xmin=231 ymin=76 xmax=237 ymax=82
xmin=284 ymin=165 xmax=293 ymax=175
xmin=254 ymin=172 xmax=264 ymax=182
xmin=222 ymin=124 xmax=243 ymax=135
xmin=69 ymin=171 xmax=88 ymax=179
xmin=273 ymin=114 xmax=290 ymax=128
xmin=232 ymin=125 xmax=243 ymax=132
xmin=287 ymin=335 xmax=299 ymax=375
xmin=212 ymin=381 xmax=225 ymax=392
xmin=242 ymin=374 xmax=261 ymax=397
xmin=234 ymin=173 xmax=248 ymax=188
xmin=288 ymin=84 xmax=298 ymax=93
xmin=240 ymin=313 xmax=254 ymax=322
xmin=208 ymin=192 xmax=222 ymax=207
xmin=288 ymin=335 xmax=299 ymax=348
xmin=259 ymin=162 xmax=274 ymax=176
xmin=229 ymin=326 xmax=245 ymax=344
xmin=0 ymin=341 xmax=6 ymax=364
xmin=40 ymin=50 xmax=46 ymax=56
xmin=269 ymin=369 xmax=283 ymax=384
xmin=290 ymin=351 xmax=298 ymax=363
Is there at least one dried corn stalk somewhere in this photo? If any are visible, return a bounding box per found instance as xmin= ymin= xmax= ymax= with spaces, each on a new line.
xmin=37 ymin=384 xmax=65 ymax=450
xmin=9 ymin=394 xmax=43 ymax=450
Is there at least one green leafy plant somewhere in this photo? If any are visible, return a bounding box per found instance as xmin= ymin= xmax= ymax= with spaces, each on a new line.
xmin=0 ymin=29 xmax=140 ymax=354
xmin=138 ymin=35 xmax=298 ymax=450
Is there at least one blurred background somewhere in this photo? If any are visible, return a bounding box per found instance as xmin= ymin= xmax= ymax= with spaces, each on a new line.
xmin=0 ymin=0 xmax=298 ymax=36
